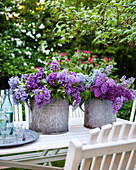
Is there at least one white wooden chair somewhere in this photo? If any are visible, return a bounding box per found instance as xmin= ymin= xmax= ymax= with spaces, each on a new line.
xmin=0 ymin=121 xmax=136 ymax=170
xmin=130 ymin=99 xmax=136 ymax=122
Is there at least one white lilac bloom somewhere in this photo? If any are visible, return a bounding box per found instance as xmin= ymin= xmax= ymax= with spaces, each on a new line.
xmin=15 ymin=38 xmax=23 ymax=47
xmin=38 ymin=59 xmax=43 ymax=63
xmin=21 ymin=29 xmax=26 ymax=33
xmin=11 ymin=53 xmax=15 ymax=57
xmin=24 ymin=62 xmax=27 ymax=66
xmin=39 ymin=24 xmax=45 ymax=29
xmin=26 ymin=31 xmax=35 ymax=39
xmin=26 ymin=31 xmax=32 ymax=36
xmin=33 ymin=29 xmax=36 ymax=34
xmin=45 ymin=50 xmax=50 ymax=55
xmin=58 ymin=43 xmax=62 ymax=47
xmin=13 ymin=13 xmax=19 ymax=17
xmin=11 ymin=37 xmax=14 ymax=41
xmin=4 ymin=7 xmax=12 ymax=12
xmin=43 ymin=61 xmax=47 ymax=65
xmin=25 ymin=51 xmax=32 ymax=56
xmin=36 ymin=33 xmax=41 ymax=38
xmin=41 ymin=45 xmax=46 ymax=53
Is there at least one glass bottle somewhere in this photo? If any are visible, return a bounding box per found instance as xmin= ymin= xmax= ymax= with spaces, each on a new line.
xmin=0 ymin=109 xmax=8 ymax=129
xmin=1 ymin=89 xmax=13 ymax=134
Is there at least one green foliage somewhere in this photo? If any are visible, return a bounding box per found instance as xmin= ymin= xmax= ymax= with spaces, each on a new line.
xmin=65 ymin=0 xmax=100 ymax=9
xmin=42 ymin=50 xmax=117 ymax=75
xmin=0 ymin=0 xmax=136 ymax=92
xmin=117 ymin=100 xmax=133 ymax=121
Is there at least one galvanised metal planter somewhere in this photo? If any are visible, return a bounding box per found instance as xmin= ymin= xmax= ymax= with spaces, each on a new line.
xmin=80 ymin=99 xmax=116 ymax=129
xmin=29 ymin=98 xmax=69 ymax=134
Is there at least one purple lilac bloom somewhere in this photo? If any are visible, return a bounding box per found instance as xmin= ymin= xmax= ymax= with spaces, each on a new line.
xmin=92 ymin=69 xmax=101 ymax=83
xmin=76 ymin=73 xmax=89 ymax=83
xmin=129 ymin=89 xmax=136 ymax=100
xmin=122 ymin=77 xmax=135 ymax=88
xmin=34 ymin=86 xmax=51 ymax=109
xmin=8 ymin=76 xmax=20 ymax=94
xmin=112 ymin=96 xmax=125 ymax=114
xmin=26 ymin=68 xmax=44 ymax=92
xmin=35 ymin=68 xmax=44 ymax=84
xmin=12 ymin=94 xmax=20 ymax=105
xmin=56 ymin=69 xmax=68 ymax=84
xmin=106 ymin=78 xmax=115 ymax=87
xmin=46 ymin=72 xmax=57 ymax=86
xmin=95 ymin=74 xmax=107 ymax=86
xmin=21 ymin=74 xmax=28 ymax=82
xmin=65 ymin=87 xmax=71 ymax=95
xmin=26 ymin=74 xmax=38 ymax=92
xmin=93 ymin=87 xmax=102 ymax=97
xmin=50 ymin=60 xmax=60 ymax=71
xmin=101 ymin=82 xmax=108 ymax=94
xmin=99 ymin=68 xmax=104 ymax=73
xmin=104 ymin=65 xmax=113 ymax=74
xmin=12 ymin=85 xmax=29 ymax=104
xmin=120 ymin=75 xmax=126 ymax=82
xmin=67 ymin=75 xmax=80 ymax=85
xmin=71 ymin=91 xmax=81 ymax=104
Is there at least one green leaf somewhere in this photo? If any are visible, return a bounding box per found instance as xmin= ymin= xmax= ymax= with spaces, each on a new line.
xmin=68 ymin=95 xmax=72 ymax=103
xmin=55 ymin=79 xmax=59 ymax=86
xmin=29 ymin=92 xmax=34 ymax=98
xmin=69 ymin=35 xmax=74 ymax=38
xmin=40 ymin=79 xmax=47 ymax=85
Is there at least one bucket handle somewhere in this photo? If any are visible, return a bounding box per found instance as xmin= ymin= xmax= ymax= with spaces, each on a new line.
xmin=79 ymin=103 xmax=85 ymax=113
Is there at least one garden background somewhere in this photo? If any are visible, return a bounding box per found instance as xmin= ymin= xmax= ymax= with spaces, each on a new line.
xmin=0 ymin=0 xmax=136 ymax=120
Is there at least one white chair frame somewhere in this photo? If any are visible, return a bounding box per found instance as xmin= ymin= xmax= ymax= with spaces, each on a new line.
xmin=0 ymin=121 xmax=136 ymax=170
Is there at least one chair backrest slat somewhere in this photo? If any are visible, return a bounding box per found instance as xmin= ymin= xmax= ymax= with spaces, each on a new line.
xmin=80 ymin=128 xmax=100 ymax=170
xmin=90 ymin=124 xmax=112 ymax=170
xmin=102 ymin=122 xmax=123 ymax=170
xmin=126 ymin=150 xmax=136 ymax=170
xmin=64 ymin=139 xmax=82 ymax=170
xmin=130 ymin=99 xmax=136 ymax=122
xmin=65 ymin=122 xmax=136 ymax=170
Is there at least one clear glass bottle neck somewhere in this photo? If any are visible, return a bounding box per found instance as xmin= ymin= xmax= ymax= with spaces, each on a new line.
xmin=4 ymin=89 xmax=10 ymax=95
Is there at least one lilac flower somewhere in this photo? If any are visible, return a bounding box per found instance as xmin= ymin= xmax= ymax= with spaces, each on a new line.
xmin=21 ymin=74 xmax=28 ymax=82
xmin=129 ymin=89 xmax=136 ymax=100
xmin=120 ymin=75 xmax=126 ymax=82
xmin=56 ymin=69 xmax=68 ymax=84
xmin=34 ymin=87 xmax=51 ymax=109
xmin=46 ymin=72 xmax=57 ymax=86
xmin=104 ymin=65 xmax=113 ymax=74
xmin=95 ymin=74 xmax=107 ymax=86
xmin=112 ymin=96 xmax=125 ymax=114
xmin=67 ymin=75 xmax=80 ymax=85
xmin=71 ymin=91 xmax=81 ymax=104
xmin=26 ymin=74 xmax=39 ymax=92
xmin=12 ymin=94 xmax=20 ymax=105
xmin=8 ymin=76 xmax=19 ymax=94
xmin=122 ymin=77 xmax=135 ymax=88
xmin=92 ymin=69 xmax=101 ymax=83
xmin=50 ymin=60 xmax=60 ymax=71
xmin=101 ymin=82 xmax=108 ymax=94
xmin=76 ymin=73 xmax=89 ymax=83
xmin=65 ymin=87 xmax=71 ymax=95
xmin=93 ymin=87 xmax=102 ymax=97
xmin=106 ymin=78 xmax=115 ymax=87
xmin=12 ymin=85 xmax=29 ymax=104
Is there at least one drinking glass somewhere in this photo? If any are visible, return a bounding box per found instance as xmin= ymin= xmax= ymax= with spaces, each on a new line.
xmin=13 ymin=122 xmax=24 ymax=143
xmin=1 ymin=127 xmax=11 ymax=144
